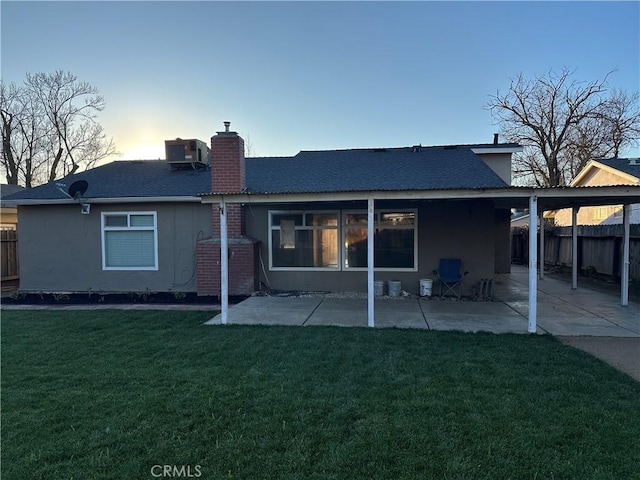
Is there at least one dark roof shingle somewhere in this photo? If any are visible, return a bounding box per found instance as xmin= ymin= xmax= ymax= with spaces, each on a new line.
xmin=4 ymin=143 xmax=517 ymax=202
xmin=3 ymin=161 xmax=211 ymax=201
xmin=597 ymin=158 xmax=640 ymax=180
xmin=245 ymin=145 xmax=509 ymax=194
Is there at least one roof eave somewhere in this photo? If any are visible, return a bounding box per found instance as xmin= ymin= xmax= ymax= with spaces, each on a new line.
xmin=200 ymin=185 xmax=640 ymax=210
xmin=7 ymin=195 xmax=203 ymax=206
xmin=471 ymin=146 xmax=524 ymax=154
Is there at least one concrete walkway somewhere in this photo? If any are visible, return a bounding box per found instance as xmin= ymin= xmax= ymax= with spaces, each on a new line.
xmin=498 ymin=266 xmax=640 ymax=337
xmin=206 ymin=266 xmax=640 ymax=337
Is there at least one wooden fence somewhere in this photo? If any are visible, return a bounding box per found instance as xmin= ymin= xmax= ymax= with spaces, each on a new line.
xmin=511 ymin=224 xmax=640 ymax=280
xmin=1 ymin=230 xmax=19 ymax=281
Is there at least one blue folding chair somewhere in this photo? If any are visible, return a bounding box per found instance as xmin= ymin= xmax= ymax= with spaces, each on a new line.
xmin=433 ymin=258 xmax=468 ymax=298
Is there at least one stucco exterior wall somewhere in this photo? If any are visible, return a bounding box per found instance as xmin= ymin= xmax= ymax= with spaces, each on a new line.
xmin=17 ymin=202 xmax=212 ymax=293
xmin=245 ymin=199 xmax=498 ymax=296
xmin=494 ymin=209 xmax=511 ymax=273
xmin=477 ymin=153 xmax=512 ymax=185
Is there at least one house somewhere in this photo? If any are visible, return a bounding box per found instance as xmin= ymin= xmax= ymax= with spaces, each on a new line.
xmin=6 ymin=123 xmax=639 ymax=330
xmin=1 ymin=184 xmax=24 ymax=285
xmin=548 ymin=159 xmax=640 ymax=226
xmin=196 ymin=126 xmax=522 ymax=298
xmin=4 ymin=125 xmax=521 ymax=297
xmin=1 ymin=184 xmax=24 ymax=230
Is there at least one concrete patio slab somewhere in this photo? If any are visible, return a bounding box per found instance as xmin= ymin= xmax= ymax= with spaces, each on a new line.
xmin=205 ymin=297 xmax=322 ymax=326
xmin=304 ymin=298 xmax=429 ymax=329
xmin=419 ymin=299 xmax=518 ymax=315
xmin=204 ymin=265 xmax=638 ymax=338
xmin=504 ymin=300 xmax=602 ymax=319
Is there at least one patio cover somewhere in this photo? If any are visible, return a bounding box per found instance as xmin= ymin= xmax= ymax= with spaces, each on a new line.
xmin=201 ymin=184 xmax=640 ymax=331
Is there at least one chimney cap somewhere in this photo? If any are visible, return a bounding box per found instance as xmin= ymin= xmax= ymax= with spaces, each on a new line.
xmin=216 ymin=121 xmax=238 ymax=136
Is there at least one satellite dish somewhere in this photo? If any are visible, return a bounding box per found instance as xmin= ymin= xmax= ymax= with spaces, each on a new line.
xmin=68 ymin=180 xmax=88 ymax=199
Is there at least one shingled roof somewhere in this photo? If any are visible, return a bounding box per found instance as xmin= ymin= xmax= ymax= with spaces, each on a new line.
xmin=596 ymin=158 xmax=640 ymax=180
xmin=3 ymin=161 xmax=211 ymax=202
xmin=245 ymin=144 xmax=512 ymax=194
xmin=4 ymin=142 xmax=517 ymax=202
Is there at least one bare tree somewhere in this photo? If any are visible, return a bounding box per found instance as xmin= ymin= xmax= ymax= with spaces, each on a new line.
xmin=487 ymin=69 xmax=640 ymax=187
xmin=243 ymin=133 xmax=256 ymax=158
xmin=1 ymin=70 xmax=117 ymax=187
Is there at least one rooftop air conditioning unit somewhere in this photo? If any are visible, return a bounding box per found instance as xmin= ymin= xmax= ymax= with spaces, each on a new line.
xmin=164 ymin=138 xmax=210 ymax=166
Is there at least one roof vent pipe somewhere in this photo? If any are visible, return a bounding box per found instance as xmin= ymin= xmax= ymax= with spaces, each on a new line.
xmin=224 ymin=121 xmax=231 ymax=132
xmin=493 ymin=133 xmax=499 ymax=145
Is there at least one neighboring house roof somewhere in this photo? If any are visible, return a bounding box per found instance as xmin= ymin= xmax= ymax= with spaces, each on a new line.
xmin=571 ymin=158 xmax=640 ymax=186
xmin=3 ymin=142 xmax=519 ymax=203
xmin=1 ymin=184 xmax=25 ymax=208
xmin=596 ymin=158 xmax=640 ymax=180
xmin=510 ymin=213 xmax=531 ymax=228
xmin=1 ymin=184 xmax=25 ymax=198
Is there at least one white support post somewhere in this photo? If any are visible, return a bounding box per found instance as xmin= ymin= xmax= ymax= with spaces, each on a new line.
xmin=572 ymin=207 xmax=578 ymax=290
xmin=528 ymin=195 xmax=538 ymax=333
xmin=622 ymin=204 xmax=630 ymax=306
xmin=220 ymin=200 xmax=229 ymax=325
xmin=539 ymin=212 xmax=545 ymax=279
xmin=367 ymin=196 xmax=375 ymax=328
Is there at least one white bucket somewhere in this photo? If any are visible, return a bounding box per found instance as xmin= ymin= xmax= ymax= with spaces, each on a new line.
xmin=374 ymin=281 xmax=385 ymax=296
xmin=388 ymin=280 xmax=402 ymax=297
xmin=420 ymin=279 xmax=433 ymax=297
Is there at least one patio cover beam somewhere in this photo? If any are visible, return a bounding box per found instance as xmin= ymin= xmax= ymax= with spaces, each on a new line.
xmin=200 ymin=185 xmax=640 ymax=208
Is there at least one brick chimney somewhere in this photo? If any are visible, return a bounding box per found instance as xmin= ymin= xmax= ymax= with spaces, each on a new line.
xmin=196 ymin=122 xmax=257 ymax=298
xmin=211 ymin=121 xmax=246 ymax=194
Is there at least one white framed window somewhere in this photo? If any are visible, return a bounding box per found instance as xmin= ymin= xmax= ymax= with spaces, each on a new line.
xmin=343 ymin=209 xmax=417 ymax=271
xmin=592 ymin=207 xmax=610 ymax=221
xmin=101 ymin=212 xmax=158 ymax=270
xmin=269 ymin=210 xmax=340 ymax=270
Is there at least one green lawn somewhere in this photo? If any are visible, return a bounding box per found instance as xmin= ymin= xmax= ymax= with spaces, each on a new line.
xmin=2 ymin=310 xmax=639 ymax=480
